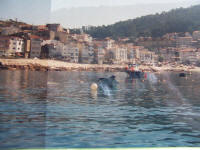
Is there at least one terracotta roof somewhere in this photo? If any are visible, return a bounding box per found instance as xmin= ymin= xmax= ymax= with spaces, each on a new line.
xmin=29 ymin=35 xmax=40 ymax=39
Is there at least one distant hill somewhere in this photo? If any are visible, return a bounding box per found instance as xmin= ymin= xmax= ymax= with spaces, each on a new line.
xmin=51 ymin=2 xmax=192 ymax=28
xmin=85 ymin=4 xmax=200 ymax=39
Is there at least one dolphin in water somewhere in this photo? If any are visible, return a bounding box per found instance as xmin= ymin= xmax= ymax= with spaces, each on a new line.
xmin=97 ymin=75 xmax=118 ymax=96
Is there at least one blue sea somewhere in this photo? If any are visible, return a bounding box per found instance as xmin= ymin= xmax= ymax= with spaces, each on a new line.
xmin=0 ymin=70 xmax=200 ymax=149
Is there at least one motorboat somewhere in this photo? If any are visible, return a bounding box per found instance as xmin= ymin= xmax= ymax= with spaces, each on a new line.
xmin=125 ymin=64 xmax=145 ymax=78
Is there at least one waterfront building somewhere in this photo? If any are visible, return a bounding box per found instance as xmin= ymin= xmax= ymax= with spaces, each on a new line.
xmin=68 ymin=46 xmax=79 ymax=63
xmin=41 ymin=40 xmax=65 ymax=59
xmin=139 ymin=49 xmax=155 ymax=65
xmin=0 ymin=36 xmax=24 ymax=57
xmin=178 ymin=48 xmax=199 ymax=64
xmin=159 ymin=47 xmax=179 ymax=63
xmin=80 ymin=43 xmax=95 ymax=64
xmin=128 ymin=49 xmax=137 ymax=64
xmin=126 ymin=44 xmax=137 ymax=64
xmin=29 ymin=35 xmax=42 ymax=58
xmin=97 ymin=47 xmax=105 ymax=65
xmin=10 ymin=37 xmax=24 ymax=54
xmin=111 ymin=45 xmax=128 ymax=64
xmin=126 ymin=46 xmax=144 ymax=64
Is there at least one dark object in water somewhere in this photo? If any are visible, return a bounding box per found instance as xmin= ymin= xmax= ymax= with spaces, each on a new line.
xmin=97 ymin=75 xmax=118 ymax=96
xmin=0 ymin=62 xmax=6 ymax=69
xmin=98 ymin=75 xmax=118 ymax=90
xmin=126 ymin=70 xmax=145 ymax=78
xmin=125 ymin=64 xmax=145 ymax=79
xmin=179 ymin=73 xmax=186 ymax=77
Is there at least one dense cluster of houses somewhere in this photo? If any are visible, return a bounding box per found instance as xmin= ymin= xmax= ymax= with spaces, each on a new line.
xmin=160 ymin=32 xmax=200 ymax=65
xmin=136 ymin=32 xmax=200 ymax=65
xmin=0 ymin=20 xmax=200 ymax=66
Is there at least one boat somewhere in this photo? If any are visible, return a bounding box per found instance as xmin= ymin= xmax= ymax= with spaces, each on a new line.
xmin=125 ymin=64 xmax=145 ymax=78
xmin=179 ymin=72 xmax=186 ymax=77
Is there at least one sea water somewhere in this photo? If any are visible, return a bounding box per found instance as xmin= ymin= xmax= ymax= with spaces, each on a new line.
xmin=0 ymin=70 xmax=200 ymax=149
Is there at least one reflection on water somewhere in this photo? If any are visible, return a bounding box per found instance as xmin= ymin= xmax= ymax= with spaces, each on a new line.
xmin=0 ymin=70 xmax=47 ymax=149
xmin=1 ymin=70 xmax=200 ymax=148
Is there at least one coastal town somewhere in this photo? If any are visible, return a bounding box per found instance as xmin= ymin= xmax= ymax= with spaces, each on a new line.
xmin=2 ymin=1 xmax=200 ymax=149
xmin=1 ymin=19 xmax=200 ymax=71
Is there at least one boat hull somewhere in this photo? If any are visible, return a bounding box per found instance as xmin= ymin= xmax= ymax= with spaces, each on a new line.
xmin=126 ymin=70 xmax=145 ymax=78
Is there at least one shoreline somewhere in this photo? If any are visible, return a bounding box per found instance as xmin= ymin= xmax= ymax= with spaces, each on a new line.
xmin=0 ymin=58 xmax=127 ymax=72
xmin=0 ymin=58 xmax=200 ymax=72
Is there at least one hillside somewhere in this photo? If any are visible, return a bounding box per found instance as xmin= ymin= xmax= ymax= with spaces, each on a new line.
xmin=51 ymin=2 xmax=192 ymax=28
xmin=85 ymin=4 xmax=200 ymax=39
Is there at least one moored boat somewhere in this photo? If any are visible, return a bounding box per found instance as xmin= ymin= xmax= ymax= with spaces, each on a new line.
xmin=125 ymin=64 xmax=145 ymax=78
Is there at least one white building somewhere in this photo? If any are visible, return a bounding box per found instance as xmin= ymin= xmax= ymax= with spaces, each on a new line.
xmin=97 ymin=47 xmax=105 ymax=65
xmin=111 ymin=46 xmax=127 ymax=64
xmin=4 ymin=36 xmax=24 ymax=56
xmin=68 ymin=46 xmax=79 ymax=63
xmin=103 ymin=38 xmax=115 ymax=49
xmin=139 ymin=49 xmax=155 ymax=64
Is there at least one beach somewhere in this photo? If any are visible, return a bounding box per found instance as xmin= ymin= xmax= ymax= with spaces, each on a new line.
xmin=0 ymin=58 xmax=199 ymax=72
xmin=0 ymin=58 xmax=126 ymax=72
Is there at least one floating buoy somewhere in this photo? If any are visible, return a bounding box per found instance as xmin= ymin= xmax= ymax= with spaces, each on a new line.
xmin=90 ymin=83 xmax=98 ymax=91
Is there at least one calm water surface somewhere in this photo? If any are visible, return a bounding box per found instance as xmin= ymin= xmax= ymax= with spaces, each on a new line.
xmin=1 ymin=70 xmax=200 ymax=149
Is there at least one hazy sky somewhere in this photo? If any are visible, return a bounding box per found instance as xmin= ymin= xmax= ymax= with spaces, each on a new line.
xmin=0 ymin=0 xmax=51 ymax=24
xmin=51 ymin=0 xmax=194 ymax=10
xmin=0 ymin=0 xmax=199 ymax=28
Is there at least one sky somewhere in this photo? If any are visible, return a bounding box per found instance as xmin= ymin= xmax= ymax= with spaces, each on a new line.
xmin=0 ymin=0 xmax=51 ymax=24
xmin=51 ymin=0 xmax=194 ymax=10
xmin=0 ymin=0 xmax=199 ymax=28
